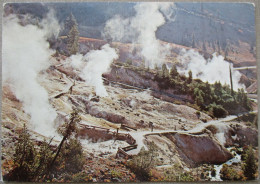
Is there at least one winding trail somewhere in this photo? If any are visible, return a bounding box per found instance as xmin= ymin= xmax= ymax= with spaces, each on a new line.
xmin=125 ymin=111 xmax=256 ymax=155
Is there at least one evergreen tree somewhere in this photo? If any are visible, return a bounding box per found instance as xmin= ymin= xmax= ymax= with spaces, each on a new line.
xmin=195 ymin=91 xmax=204 ymax=108
xmin=162 ymin=63 xmax=169 ymax=78
xmin=236 ymin=88 xmax=252 ymax=111
xmin=243 ymin=146 xmax=257 ymax=180
xmin=64 ymin=13 xmax=78 ymax=36
xmin=62 ymin=138 xmax=84 ymax=173
xmin=67 ymin=24 xmax=79 ymax=55
xmin=63 ymin=13 xmax=80 ymax=56
xmin=214 ymin=81 xmax=223 ymax=97
xmin=187 ymin=70 xmax=192 ymax=84
xmin=51 ymin=109 xmax=81 ymax=170
xmin=11 ymin=124 xmax=37 ymax=181
xmin=170 ymin=65 xmax=178 ymax=79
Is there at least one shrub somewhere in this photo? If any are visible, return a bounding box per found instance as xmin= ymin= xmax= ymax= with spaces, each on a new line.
xmin=61 ymin=138 xmax=84 ymax=173
xmin=5 ymin=125 xmax=54 ymax=182
xmin=127 ymin=142 xmax=159 ymax=181
xmin=178 ymin=172 xmax=194 ymax=181
xmin=220 ymin=164 xmax=241 ymax=180
xmin=209 ymin=103 xmax=228 ymax=118
xmin=163 ymin=163 xmax=194 ymax=182
xmin=6 ymin=110 xmax=85 ymax=182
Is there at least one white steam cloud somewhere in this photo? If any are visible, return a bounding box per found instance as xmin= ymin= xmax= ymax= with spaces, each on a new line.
xmin=3 ymin=12 xmax=59 ymax=137
xmin=81 ymin=44 xmax=118 ymax=97
xmin=103 ymin=2 xmax=175 ymax=68
xmin=39 ymin=9 xmax=61 ymax=39
xmin=68 ymin=53 xmax=86 ymax=70
xmin=68 ymin=44 xmax=118 ymax=97
xmin=177 ymin=49 xmax=244 ymax=90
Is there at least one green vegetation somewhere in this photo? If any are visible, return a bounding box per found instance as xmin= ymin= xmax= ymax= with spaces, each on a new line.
xmin=161 ymin=63 xmax=169 ymax=78
xmin=220 ymin=164 xmax=242 ymax=180
xmin=5 ymin=110 xmax=85 ymax=182
xmin=177 ymin=172 xmax=195 ymax=181
xmin=63 ymin=13 xmax=79 ymax=56
xmin=61 ymin=138 xmax=84 ymax=173
xmin=220 ymin=146 xmax=258 ymax=181
xmin=7 ymin=124 xmax=41 ymax=181
xmin=115 ymin=61 xmax=252 ymax=118
xmin=242 ymin=146 xmax=258 ymax=180
xmin=127 ymin=142 xmax=159 ymax=181
xmin=170 ymin=64 xmax=178 ymax=79
xmin=164 ymin=163 xmax=195 ymax=181
xmin=67 ymin=24 xmax=79 ymax=55
xmin=153 ymin=64 xmax=252 ymax=118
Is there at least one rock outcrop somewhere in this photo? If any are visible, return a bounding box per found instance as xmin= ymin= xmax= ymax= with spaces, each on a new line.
xmin=162 ymin=132 xmax=233 ymax=165
xmin=227 ymin=124 xmax=258 ymax=147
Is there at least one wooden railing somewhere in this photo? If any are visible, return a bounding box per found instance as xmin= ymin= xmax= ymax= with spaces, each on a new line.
xmin=78 ymin=122 xmax=139 ymax=159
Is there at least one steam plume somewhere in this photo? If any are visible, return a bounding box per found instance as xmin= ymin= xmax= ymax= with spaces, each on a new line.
xmin=67 ymin=44 xmax=118 ymax=97
xmin=3 ymin=12 xmax=59 ymax=137
xmin=103 ymin=2 xmax=175 ymax=68
xmin=80 ymin=44 xmax=118 ymax=97
xmin=177 ymin=49 xmax=244 ymax=90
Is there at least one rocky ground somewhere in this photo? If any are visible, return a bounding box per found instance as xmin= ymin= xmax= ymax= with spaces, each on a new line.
xmin=1 ymin=55 xmax=258 ymax=182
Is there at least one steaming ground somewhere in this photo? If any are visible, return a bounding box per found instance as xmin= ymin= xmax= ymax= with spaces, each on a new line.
xmin=2 ymin=14 xmax=60 ymax=137
xmin=177 ymin=49 xmax=245 ymax=90
xmin=2 ymin=5 xmax=257 ymax=181
xmin=103 ymin=2 xmax=175 ymax=68
xmin=2 ymin=51 xmax=258 ymax=182
xmin=3 ymin=55 xmax=256 ymax=155
xmin=2 ymin=54 xmax=212 ymax=155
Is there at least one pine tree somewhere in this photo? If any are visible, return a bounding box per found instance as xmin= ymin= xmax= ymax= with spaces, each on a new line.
xmin=64 ymin=13 xmax=78 ymax=36
xmin=63 ymin=13 xmax=80 ymax=56
xmin=195 ymin=91 xmax=204 ymax=108
xmin=161 ymin=63 xmax=169 ymax=78
xmin=243 ymin=146 xmax=257 ymax=180
xmin=187 ymin=70 xmax=192 ymax=84
xmin=50 ymin=110 xmax=81 ymax=171
xmin=67 ymin=24 xmax=79 ymax=56
xmin=8 ymin=124 xmax=38 ymax=181
xmin=170 ymin=65 xmax=178 ymax=79
xmin=62 ymin=138 xmax=84 ymax=173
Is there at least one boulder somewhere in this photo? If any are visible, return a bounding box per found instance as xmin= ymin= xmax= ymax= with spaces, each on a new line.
xmin=232 ymin=124 xmax=258 ymax=147
xmin=166 ymin=133 xmax=233 ymax=165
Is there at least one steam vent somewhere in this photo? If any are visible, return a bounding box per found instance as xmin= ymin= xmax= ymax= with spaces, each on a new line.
xmin=2 ymin=2 xmax=258 ymax=182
